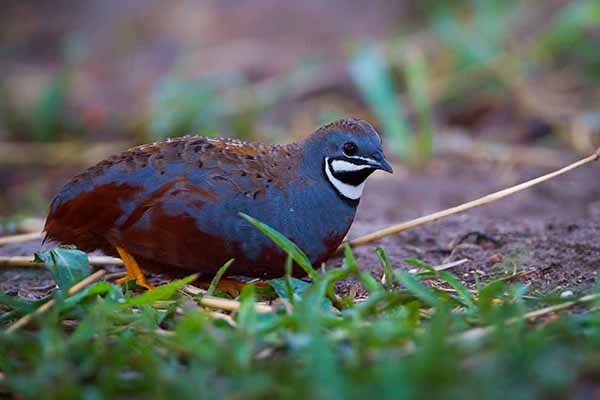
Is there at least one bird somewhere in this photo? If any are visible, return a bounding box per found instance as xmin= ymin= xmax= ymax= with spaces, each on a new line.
xmin=43 ymin=118 xmax=393 ymax=290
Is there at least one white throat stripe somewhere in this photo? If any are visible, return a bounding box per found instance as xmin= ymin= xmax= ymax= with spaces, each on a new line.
xmin=330 ymin=159 xmax=374 ymax=173
xmin=324 ymin=157 xmax=366 ymax=200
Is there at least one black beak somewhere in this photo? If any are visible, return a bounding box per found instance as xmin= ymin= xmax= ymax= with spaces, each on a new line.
xmin=368 ymin=153 xmax=393 ymax=174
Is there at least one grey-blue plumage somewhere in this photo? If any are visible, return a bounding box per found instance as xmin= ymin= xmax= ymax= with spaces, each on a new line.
xmin=44 ymin=118 xmax=393 ymax=278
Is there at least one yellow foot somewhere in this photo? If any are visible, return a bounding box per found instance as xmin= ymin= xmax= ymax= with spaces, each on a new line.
xmin=115 ymin=247 xmax=155 ymax=290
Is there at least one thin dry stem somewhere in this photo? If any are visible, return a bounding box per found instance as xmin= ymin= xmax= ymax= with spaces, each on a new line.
xmin=104 ymin=271 xmax=127 ymax=281
xmin=5 ymin=270 xmax=107 ymax=334
xmin=345 ymin=150 xmax=599 ymax=249
xmin=0 ymin=255 xmax=123 ymax=267
xmin=182 ymin=285 xmax=273 ymax=313
xmin=409 ymin=258 xmax=469 ymax=274
xmin=199 ymin=295 xmax=273 ymax=314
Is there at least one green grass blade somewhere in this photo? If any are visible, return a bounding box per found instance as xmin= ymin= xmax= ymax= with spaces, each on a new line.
xmin=240 ymin=213 xmax=318 ymax=279
xmin=395 ymin=270 xmax=439 ymax=307
xmin=123 ymin=275 xmax=197 ymax=306
xmin=404 ymin=258 xmax=436 ymax=274
xmin=375 ymin=246 xmax=395 ymax=289
xmin=237 ymin=283 xmax=257 ymax=334
xmin=207 ymin=259 xmax=235 ymax=296
xmin=283 ymin=253 xmax=296 ymax=304
xmin=0 ymin=292 xmax=46 ymax=314
xmin=439 ymin=271 xmax=476 ymax=310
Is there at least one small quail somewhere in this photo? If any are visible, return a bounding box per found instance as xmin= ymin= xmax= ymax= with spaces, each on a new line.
xmin=44 ymin=118 xmax=393 ymax=288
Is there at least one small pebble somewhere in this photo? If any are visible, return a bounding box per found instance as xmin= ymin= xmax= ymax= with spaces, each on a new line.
xmin=560 ymin=290 xmax=574 ymax=298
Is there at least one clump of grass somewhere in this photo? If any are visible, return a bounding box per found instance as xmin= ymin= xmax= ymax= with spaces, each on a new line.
xmin=349 ymin=43 xmax=435 ymax=165
xmin=1 ymin=219 xmax=600 ymax=398
xmin=349 ymin=46 xmax=411 ymax=160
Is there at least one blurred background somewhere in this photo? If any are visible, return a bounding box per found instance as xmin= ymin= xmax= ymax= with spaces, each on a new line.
xmin=0 ymin=0 xmax=598 ymax=230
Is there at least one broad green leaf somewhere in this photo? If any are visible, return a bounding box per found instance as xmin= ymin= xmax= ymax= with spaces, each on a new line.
xmin=269 ymin=277 xmax=310 ymax=303
xmin=123 ymin=275 xmax=197 ymax=306
xmin=240 ymin=213 xmax=318 ymax=279
xmin=34 ymin=247 xmax=91 ymax=293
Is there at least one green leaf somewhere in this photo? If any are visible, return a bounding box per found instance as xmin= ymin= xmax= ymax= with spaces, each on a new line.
xmin=269 ymin=277 xmax=310 ymax=303
xmin=478 ymin=280 xmax=506 ymax=307
xmin=34 ymin=247 xmax=91 ymax=293
xmin=239 ymin=213 xmax=318 ymax=279
xmin=207 ymin=259 xmax=235 ymax=296
xmin=438 ymin=271 xmax=476 ymax=310
xmin=395 ymin=270 xmax=439 ymax=307
xmin=123 ymin=275 xmax=197 ymax=306
xmin=63 ymin=282 xmax=119 ymax=309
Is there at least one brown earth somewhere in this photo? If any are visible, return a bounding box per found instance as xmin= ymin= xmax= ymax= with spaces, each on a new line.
xmin=1 ymin=154 xmax=598 ymax=300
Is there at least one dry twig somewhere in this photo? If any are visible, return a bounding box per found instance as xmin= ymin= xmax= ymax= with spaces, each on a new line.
xmin=182 ymin=285 xmax=273 ymax=313
xmin=409 ymin=258 xmax=469 ymax=274
xmin=345 ymin=148 xmax=599 ymax=249
xmin=0 ymin=255 xmax=123 ymax=267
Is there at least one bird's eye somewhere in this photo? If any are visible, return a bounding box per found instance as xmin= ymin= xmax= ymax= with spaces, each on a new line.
xmin=343 ymin=142 xmax=358 ymax=156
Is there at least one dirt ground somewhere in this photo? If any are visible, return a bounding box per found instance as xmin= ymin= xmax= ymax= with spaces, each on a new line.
xmin=2 ymin=154 xmax=598 ymax=299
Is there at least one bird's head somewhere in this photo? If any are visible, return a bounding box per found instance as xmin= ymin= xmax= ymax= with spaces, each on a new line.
xmin=303 ymin=118 xmax=393 ymax=202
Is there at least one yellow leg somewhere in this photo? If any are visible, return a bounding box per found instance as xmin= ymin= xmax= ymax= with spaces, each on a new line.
xmin=115 ymin=247 xmax=155 ymax=290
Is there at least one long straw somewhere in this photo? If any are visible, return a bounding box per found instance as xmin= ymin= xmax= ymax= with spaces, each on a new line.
xmin=345 ymin=148 xmax=599 ymax=249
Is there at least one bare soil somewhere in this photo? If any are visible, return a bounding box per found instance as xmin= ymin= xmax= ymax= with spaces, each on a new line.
xmin=1 ymin=155 xmax=598 ymax=299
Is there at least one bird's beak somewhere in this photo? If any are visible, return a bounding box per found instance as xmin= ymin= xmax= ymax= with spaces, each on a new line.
xmin=369 ymin=153 xmax=394 ymax=174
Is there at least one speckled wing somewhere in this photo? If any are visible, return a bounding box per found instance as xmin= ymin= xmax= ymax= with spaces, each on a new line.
xmin=44 ymin=135 xmax=300 ymax=274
